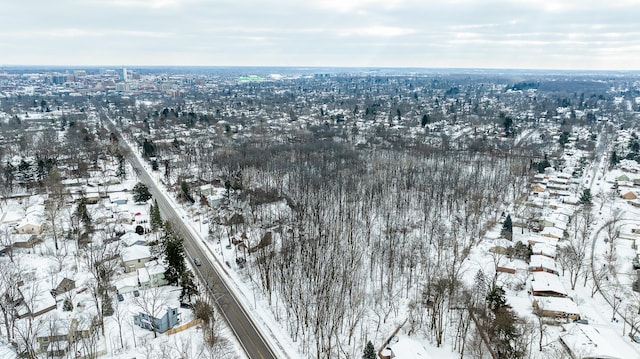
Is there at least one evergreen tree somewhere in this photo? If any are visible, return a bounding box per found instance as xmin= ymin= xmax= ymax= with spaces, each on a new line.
xmin=580 ymin=188 xmax=592 ymax=205
xmin=502 ymin=214 xmax=513 ymax=240
xmin=421 ymin=114 xmax=430 ymax=127
xmin=486 ymin=285 xmax=508 ymax=311
xmin=132 ymin=182 xmax=152 ymax=203
xmin=610 ymin=150 xmax=619 ymax=168
xmin=63 ymin=297 xmax=73 ymax=312
xmin=116 ymin=153 xmax=126 ymax=179
xmin=362 ymin=340 xmax=376 ymax=359
xmin=180 ymin=181 xmax=194 ymax=203
xmin=163 ymin=231 xmax=186 ymax=285
xmin=559 ymin=131 xmax=570 ymax=147
xmin=179 ymin=270 xmax=199 ymax=303
xmin=75 ymin=199 xmax=91 ymax=227
xmin=150 ymin=200 xmax=163 ymax=231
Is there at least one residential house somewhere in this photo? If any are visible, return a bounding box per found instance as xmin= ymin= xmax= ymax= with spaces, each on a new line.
xmin=14 ymin=213 xmax=44 ymax=235
xmin=52 ymin=278 xmax=76 ymax=297
xmin=133 ymin=306 xmax=180 ymax=333
xmin=12 ymin=234 xmax=42 ymax=248
xmin=379 ymin=336 xmax=433 ymax=359
xmin=533 ymin=296 xmax=580 ymax=321
xmin=532 ymin=243 xmax=556 ymax=259
xmin=36 ymin=316 xmax=96 ymax=356
xmin=621 ymin=191 xmax=637 ymax=200
xmin=121 ymin=244 xmax=152 ymax=273
xmin=531 ymin=271 xmax=567 ymax=297
xmin=532 ymin=183 xmax=546 ymax=193
xmin=560 ymin=323 xmax=632 ymax=359
xmin=16 ymin=284 xmax=57 ymax=319
xmin=529 ymin=255 xmax=559 ymax=275
xmin=138 ymin=261 xmax=167 ymax=288
xmin=114 ymin=274 xmax=139 ymax=295
xmin=108 ymin=193 xmax=128 ymax=205
xmin=541 ymin=226 xmax=564 ymax=240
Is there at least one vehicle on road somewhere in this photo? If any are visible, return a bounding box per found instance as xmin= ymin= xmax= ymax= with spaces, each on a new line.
xmin=193 ymin=257 xmax=201 ymax=266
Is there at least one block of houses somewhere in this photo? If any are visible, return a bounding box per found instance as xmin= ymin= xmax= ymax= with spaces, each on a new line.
xmin=528 ymin=255 xmax=559 ymax=275
xmin=121 ymin=244 xmax=152 ymax=273
xmin=532 ymin=296 xmax=580 ymax=320
xmin=531 ymin=271 xmax=567 ymax=297
xmin=133 ymin=306 xmax=180 ymax=333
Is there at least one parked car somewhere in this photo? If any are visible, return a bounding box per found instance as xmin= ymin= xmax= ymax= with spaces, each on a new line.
xmin=117 ymin=293 xmax=124 ymax=302
xmin=633 ymin=257 xmax=640 ymax=270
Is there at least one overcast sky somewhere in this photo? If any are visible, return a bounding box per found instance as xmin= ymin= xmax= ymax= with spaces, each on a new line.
xmin=2 ymin=0 xmax=639 ymax=70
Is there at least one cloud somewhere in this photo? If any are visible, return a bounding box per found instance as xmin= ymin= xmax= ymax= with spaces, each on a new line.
xmin=1 ymin=0 xmax=639 ymax=69
xmin=337 ymin=26 xmax=415 ymax=37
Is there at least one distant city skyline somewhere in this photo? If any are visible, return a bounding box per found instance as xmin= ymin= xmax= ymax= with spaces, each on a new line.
xmin=3 ymin=0 xmax=640 ymax=70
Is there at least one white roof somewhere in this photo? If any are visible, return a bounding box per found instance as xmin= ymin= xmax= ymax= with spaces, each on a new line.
xmin=533 ymin=296 xmax=579 ymax=315
xmin=527 ymin=234 xmax=559 ymax=246
xmin=561 ymin=323 xmax=632 ymax=359
xmin=137 ymin=267 xmax=150 ymax=284
xmin=114 ymin=274 xmax=138 ymax=291
xmin=541 ymin=226 xmax=564 ymax=239
xmin=121 ymin=244 xmax=151 ymax=262
xmin=532 ymin=243 xmax=557 ymax=258
xmin=529 ymin=255 xmax=558 ymax=272
xmin=145 ymin=260 xmax=166 ymax=276
xmin=387 ymin=336 xmax=433 ymax=359
xmin=531 ymin=271 xmax=567 ymax=296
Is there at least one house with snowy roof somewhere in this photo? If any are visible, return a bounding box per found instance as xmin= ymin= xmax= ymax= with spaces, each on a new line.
xmin=379 ymin=336 xmax=433 ymax=359
xmin=528 ymin=255 xmax=559 ymax=275
xmin=137 ymin=260 xmax=166 ymax=288
xmin=121 ymin=244 xmax=152 ymax=273
xmin=16 ymin=282 xmax=57 ymax=319
xmin=531 ymin=271 xmax=567 ymax=297
xmin=133 ymin=306 xmax=180 ymax=334
xmin=533 ymin=296 xmax=580 ymax=321
xmin=560 ymin=323 xmax=632 ymax=359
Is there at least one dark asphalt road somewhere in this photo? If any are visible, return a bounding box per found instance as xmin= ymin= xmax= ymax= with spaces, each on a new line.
xmin=121 ymin=137 xmax=278 ymax=359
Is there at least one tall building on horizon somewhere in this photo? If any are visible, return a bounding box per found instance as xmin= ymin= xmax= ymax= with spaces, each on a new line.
xmin=120 ymin=67 xmax=128 ymax=82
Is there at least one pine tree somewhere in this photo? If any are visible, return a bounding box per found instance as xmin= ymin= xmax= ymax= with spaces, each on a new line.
xmin=180 ymin=270 xmax=199 ymax=303
xmin=150 ymin=200 xmax=163 ymax=231
xmin=486 ymin=285 xmax=508 ymax=312
xmin=580 ymin=189 xmax=592 ymax=205
xmin=75 ymin=199 xmax=91 ymax=227
xmin=63 ymin=297 xmax=73 ymax=312
xmin=132 ymin=182 xmax=152 ymax=203
xmin=163 ymin=232 xmax=186 ymax=285
xmin=502 ymin=214 xmax=513 ymax=240
xmin=362 ymin=340 xmax=376 ymax=359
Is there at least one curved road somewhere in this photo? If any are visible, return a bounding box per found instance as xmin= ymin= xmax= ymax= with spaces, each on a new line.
xmin=119 ymin=133 xmax=278 ymax=359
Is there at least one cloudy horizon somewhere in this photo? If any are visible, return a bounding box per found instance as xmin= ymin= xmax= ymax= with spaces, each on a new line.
xmin=2 ymin=0 xmax=640 ymax=70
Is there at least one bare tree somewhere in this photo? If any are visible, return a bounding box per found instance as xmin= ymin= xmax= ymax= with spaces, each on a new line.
xmin=133 ymin=287 xmax=167 ymax=338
